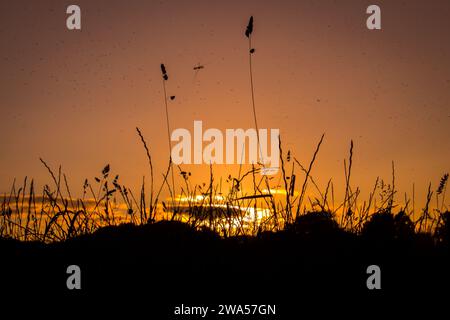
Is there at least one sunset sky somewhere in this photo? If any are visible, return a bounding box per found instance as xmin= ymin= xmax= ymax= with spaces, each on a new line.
xmin=0 ymin=0 xmax=449 ymax=207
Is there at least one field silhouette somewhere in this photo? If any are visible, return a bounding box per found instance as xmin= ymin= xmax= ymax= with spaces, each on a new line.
xmin=1 ymin=137 xmax=449 ymax=316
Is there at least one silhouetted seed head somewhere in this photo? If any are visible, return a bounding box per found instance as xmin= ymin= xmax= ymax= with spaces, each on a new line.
xmin=250 ymin=48 xmax=255 ymax=54
xmin=180 ymin=171 xmax=189 ymax=180
xmin=233 ymin=178 xmax=240 ymax=191
xmin=161 ymin=63 xmax=168 ymax=80
xmin=102 ymin=164 xmax=110 ymax=177
xmin=437 ymin=173 xmax=449 ymax=195
xmin=245 ymin=16 xmax=253 ymax=38
xmin=289 ymin=174 xmax=296 ymax=196
xmin=170 ymin=95 xmax=176 ymax=100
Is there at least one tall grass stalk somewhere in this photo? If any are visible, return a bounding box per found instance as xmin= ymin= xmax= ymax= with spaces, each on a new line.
xmin=295 ymin=133 xmax=325 ymax=220
xmin=160 ymin=63 xmax=176 ymax=208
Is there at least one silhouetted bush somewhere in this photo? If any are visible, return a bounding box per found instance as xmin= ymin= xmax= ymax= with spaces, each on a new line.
xmin=361 ymin=210 xmax=415 ymax=243
xmin=286 ymin=211 xmax=340 ymax=238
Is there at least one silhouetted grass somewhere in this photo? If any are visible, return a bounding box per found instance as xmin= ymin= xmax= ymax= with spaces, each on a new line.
xmin=0 ymin=16 xmax=447 ymax=245
xmin=0 ymin=136 xmax=448 ymax=243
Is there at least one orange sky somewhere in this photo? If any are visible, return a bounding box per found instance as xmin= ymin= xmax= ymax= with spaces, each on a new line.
xmin=0 ymin=0 xmax=449 ymax=208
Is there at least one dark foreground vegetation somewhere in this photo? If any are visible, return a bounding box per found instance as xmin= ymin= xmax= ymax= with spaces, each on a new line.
xmin=2 ymin=210 xmax=449 ymax=317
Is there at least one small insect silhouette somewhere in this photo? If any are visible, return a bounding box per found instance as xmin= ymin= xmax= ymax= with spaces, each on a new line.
xmin=193 ymin=62 xmax=208 ymax=82
xmin=193 ymin=64 xmax=205 ymax=71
